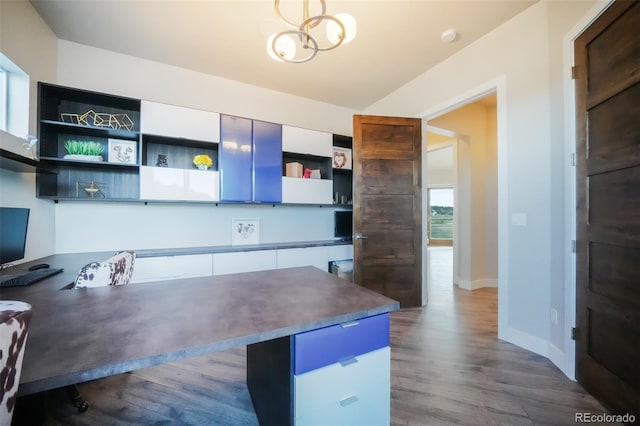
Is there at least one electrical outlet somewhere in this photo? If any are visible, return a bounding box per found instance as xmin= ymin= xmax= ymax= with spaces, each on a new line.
xmin=551 ymin=308 xmax=558 ymax=325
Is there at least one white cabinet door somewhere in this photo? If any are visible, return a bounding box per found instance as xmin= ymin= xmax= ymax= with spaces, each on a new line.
xmin=328 ymin=244 xmax=353 ymax=261
xmin=213 ymin=250 xmax=277 ymax=275
xmin=282 ymin=126 xmax=332 ymax=157
xmin=294 ymin=347 xmax=390 ymax=426
xmin=277 ymin=247 xmax=329 ymax=271
xmin=141 ymin=100 xmax=220 ymax=143
xmin=282 ymin=177 xmax=333 ymax=205
xmin=130 ymin=254 xmax=214 ymax=283
xmin=140 ymin=166 xmax=220 ymax=201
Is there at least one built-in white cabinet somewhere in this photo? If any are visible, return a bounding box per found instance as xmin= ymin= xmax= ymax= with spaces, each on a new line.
xmin=139 ymin=166 xmax=220 ymax=202
xmin=294 ymin=347 xmax=390 ymax=426
xmin=212 ymin=250 xmax=278 ymax=276
xmin=277 ymin=246 xmax=329 ymax=271
xmin=282 ymin=177 xmax=333 ymax=205
xmin=282 ymin=126 xmax=332 ymax=157
xmin=328 ymin=244 xmax=353 ymax=262
xmin=130 ymin=254 xmax=213 ymax=283
xmin=141 ymin=101 xmax=220 ymax=143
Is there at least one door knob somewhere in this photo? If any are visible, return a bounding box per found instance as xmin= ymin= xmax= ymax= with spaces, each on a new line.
xmin=354 ymin=233 xmax=368 ymax=240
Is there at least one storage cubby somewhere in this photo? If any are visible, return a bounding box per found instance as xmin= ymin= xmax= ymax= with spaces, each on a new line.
xmin=142 ymin=135 xmax=218 ymax=170
xmin=37 ymin=164 xmax=140 ymax=200
xmin=282 ymin=152 xmax=332 ymax=180
xmin=37 ymin=82 xmax=142 ymax=201
xmin=332 ymin=134 xmax=353 ymax=205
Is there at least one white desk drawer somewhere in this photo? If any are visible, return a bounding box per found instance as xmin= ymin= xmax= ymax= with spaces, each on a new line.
xmin=294 ymin=347 xmax=390 ymax=425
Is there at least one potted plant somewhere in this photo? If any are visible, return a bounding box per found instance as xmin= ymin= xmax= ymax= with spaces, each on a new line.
xmin=64 ymin=140 xmax=104 ymax=162
xmin=193 ymin=154 xmax=213 ymax=170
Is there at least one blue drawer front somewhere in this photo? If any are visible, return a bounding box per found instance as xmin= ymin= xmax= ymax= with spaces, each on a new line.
xmin=294 ymin=313 xmax=389 ymax=375
xmin=220 ymin=114 xmax=253 ymax=202
xmin=252 ymin=120 xmax=282 ymax=203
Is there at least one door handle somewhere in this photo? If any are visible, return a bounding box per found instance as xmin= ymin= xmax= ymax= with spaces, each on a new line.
xmin=354 ymin=233 xmax=368 ymax=240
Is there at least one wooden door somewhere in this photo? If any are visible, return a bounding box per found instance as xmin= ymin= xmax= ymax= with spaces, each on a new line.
xmin=575 ymin=1 xmax=640 ymax=417
xmin=353 ymin=115 xmax=422 ymax=308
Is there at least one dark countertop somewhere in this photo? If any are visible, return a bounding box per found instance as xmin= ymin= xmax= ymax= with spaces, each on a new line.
xmin=5 ymin=264 xmax=397 ymax=397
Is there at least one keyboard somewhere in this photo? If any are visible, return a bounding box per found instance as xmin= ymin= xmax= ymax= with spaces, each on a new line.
xmin=0 ymin=267 xmax=64 ymax=287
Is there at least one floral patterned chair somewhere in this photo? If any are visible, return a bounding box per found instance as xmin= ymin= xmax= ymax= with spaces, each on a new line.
xmin=66 ymin=250 xmax=136 ymax=412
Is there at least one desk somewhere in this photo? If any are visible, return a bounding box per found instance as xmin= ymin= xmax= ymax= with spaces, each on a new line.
xmin=1 ymin=255 xmax=398 ymax=423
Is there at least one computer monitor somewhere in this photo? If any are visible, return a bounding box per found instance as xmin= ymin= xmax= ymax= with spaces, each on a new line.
xmin=334 ymin=210 xmax=353 ymax=240
xmin=0 ymin=207 xmax=30 ymax=266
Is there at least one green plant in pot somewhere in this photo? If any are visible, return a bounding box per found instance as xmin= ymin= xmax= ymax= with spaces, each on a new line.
xmin=64 ymin=140 xmax=104 ymax=161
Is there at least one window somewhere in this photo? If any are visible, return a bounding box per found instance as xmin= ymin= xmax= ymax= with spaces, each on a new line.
xmin=428 ymin=187 xmax=454 ymax=242
xmin=0 ymin=52 xmax=29 ymax=138
xmin=0 ymin=67 xmax=7 ymax=132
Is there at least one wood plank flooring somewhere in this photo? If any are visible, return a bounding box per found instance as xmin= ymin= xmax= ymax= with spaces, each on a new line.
xmin=39 ymin=247 xmax=614 ymax=425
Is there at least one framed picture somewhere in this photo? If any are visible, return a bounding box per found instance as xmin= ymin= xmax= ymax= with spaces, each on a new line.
xmin=333 ymin=147 xmax=352 ymax=170
xmin=108 ymin=139 xmax=137 ymax=164
xmin=232 ymin=218 xmax=260 ymax=245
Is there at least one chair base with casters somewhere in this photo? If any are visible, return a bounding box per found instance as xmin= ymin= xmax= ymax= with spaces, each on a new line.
xmin=64 ymin=385 xmax=89 ymax=412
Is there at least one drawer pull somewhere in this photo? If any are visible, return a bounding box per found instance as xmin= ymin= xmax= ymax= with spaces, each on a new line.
xmin=340 ymin=321 xmax=360 ymax=328
xmin=339 ymin=357 xmax=358 ymax=367
xmin=339 ymin=395 xmax=359 ymax=407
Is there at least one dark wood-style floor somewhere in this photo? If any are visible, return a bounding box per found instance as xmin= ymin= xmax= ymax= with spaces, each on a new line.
xmin=40 ymin=247 xmax=614 ymax=425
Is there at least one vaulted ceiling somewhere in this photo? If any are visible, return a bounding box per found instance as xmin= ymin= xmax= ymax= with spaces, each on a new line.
xmin=30 ymin=0 xmax=537 ymax=110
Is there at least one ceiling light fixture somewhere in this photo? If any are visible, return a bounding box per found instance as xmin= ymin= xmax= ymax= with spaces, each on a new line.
xmin=267 ymin=0 xmax=356 ymax=64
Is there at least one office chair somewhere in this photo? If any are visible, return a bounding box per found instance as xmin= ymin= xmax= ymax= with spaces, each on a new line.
xmin=0 ymin=300 xmax=33 ymax=426
xmin=66 ymin=250 xmax=136 ymax=412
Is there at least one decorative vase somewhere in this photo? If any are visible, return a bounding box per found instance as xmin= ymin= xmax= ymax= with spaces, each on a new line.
xmin=63 ymin=154 xmax=103 ymax=162
xmin=197 ymin=164 xmax=208 ymax=170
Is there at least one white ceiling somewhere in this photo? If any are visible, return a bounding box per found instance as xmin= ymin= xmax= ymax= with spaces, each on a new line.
xmin=30 ymin=0 xmax=536 ymax=110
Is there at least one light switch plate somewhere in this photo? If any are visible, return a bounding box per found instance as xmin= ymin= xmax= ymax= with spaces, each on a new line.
xmin=511 ymin=213 xmax=527 ymax=226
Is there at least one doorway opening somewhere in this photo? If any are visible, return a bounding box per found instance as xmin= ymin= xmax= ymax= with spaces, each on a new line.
xmin=423 ymin=90 xmax=499 ymax=329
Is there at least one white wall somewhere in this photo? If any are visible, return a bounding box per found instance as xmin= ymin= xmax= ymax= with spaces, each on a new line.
xmin=0 ymin=0 xmax=58 ymax=262
xmin=51 ymin=41 xmax=356 ymax=253
xmin=365 ymin=0 xmax=594 ymax=366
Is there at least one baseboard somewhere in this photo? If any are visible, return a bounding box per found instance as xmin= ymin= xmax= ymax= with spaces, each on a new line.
xmin=500 ymin=326 xmax=549 ymax=358
xmin=548 ymin=342 xmax=575 ymax=381
xmin=457 ymin=278 xmax=498 ymax=291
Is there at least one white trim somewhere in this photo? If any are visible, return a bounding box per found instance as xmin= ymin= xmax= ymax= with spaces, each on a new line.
xmin=421 ymin=75 xmax=508 ymax=343
xmin=421 ymin=119 xmax=429 ymax=307
xmin=501 ymin=326 xmax=549 ymax=357
xmin=548 ymin=342 xmax=573 ymax=380
xmin=560 ymin=0 xmax=613 ymax=382
xmin=457 ymin=278 xmax=498 ymax=291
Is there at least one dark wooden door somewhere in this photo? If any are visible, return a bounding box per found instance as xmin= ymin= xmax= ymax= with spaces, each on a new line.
xmin=575 ymin=1 xmax=640 ymax=417
xmin=353 ymin=115 xmax=422 ymax=308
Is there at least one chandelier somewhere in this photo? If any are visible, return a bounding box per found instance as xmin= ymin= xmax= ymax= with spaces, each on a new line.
xmin=267 ymin=0 xmax=356 ymax=64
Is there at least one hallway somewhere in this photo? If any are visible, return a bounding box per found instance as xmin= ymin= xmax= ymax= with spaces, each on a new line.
xmin=390 ymin=247 xmax=613 ymax=425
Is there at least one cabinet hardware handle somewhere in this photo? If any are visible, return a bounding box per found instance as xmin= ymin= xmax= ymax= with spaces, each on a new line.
xmin=339 ymin=357 xmax=358 ymax=367
xmin=340 ymin=321 xmax=359 ymax=328
xmin=354 ymin=233 xmax=368 ymax=240
xmin=339 ymin=395 xmax=359 ymax=407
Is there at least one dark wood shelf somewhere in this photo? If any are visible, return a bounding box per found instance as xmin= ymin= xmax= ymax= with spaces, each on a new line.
xmin=40 ymin=120 xmax=139 ymax=140
xmin=40 ymin=156 xmax=140 ymax=170
xmin=0 ymin=149 xmax=56 ymax=173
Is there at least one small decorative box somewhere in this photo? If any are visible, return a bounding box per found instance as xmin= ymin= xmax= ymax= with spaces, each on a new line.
xmin=286 ymin=162 xmax=303 ymax=177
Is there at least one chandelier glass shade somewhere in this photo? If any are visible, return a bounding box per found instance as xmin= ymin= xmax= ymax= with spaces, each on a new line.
xmin=267 ymin=0 xmax=356 ymax=64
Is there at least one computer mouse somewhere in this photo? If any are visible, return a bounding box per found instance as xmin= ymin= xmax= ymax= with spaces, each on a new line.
xmin=28 ymin=263 xmax=50 ymax=271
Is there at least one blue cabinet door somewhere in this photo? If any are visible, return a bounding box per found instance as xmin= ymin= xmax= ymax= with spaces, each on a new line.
xmin=253 ymin=120 xmax=282 ymax=203
xmin=220 ymin=114 xmax=253 ymax=202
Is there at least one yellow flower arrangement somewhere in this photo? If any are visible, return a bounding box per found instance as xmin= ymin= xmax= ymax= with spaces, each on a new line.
xmin=193 ymin=154 xmax=213 ymax=169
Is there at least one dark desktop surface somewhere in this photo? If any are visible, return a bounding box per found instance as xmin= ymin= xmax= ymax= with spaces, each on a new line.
xmin=0 ymin=267 xmax=63 ymax=287
xmin=2 ymin=258 xmax=397 ymax=397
